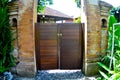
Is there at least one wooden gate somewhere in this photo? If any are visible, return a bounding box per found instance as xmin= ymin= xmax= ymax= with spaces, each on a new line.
xmin=35 ymin=23 xmax=84 ymax=70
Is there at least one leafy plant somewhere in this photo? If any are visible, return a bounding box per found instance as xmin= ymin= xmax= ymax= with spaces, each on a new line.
xmin=97 ymin=6 xmax=120 ymax=80
xmin=74 ymin=16 xmax=81 ymax=23
xmin=38 ymin=0 xmax=53 ymax=13
xmin=37 ymin=0 xmax=80 ymax=13
xmin=74 ymin=0 xmax=81 ymax=8
xmin=0 ymin=0 xmax=16 ymax=74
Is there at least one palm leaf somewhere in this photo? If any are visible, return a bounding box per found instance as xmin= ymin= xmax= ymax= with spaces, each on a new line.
xmin=97 ymin=62 xmax=111 ymax=73
xmin=99 ymin=70 xmax=109 ymax=80
xmin=110 ymin=72 xmax=120 ymax=80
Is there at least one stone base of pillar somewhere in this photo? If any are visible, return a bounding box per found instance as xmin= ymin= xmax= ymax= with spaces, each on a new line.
xmin=16 ymin=62 xmax=36 ymax=77
xmin=84 ymin=62 xmax=100 ymax=76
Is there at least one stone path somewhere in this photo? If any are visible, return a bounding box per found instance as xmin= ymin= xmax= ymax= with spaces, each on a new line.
xmin=13 ymin=70 xmax=97 ymax=80
xmin=36 ymin=70 xmax=84 ymax=80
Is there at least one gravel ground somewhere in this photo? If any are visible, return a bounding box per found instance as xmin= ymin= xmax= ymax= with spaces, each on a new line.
xmin=13 ymin=70 xmax=97 ymax=80
xmin=35 ymin=70 xmax=84 ymax=80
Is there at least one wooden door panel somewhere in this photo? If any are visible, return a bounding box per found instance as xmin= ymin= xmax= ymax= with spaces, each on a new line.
xmin=59 ymin=23 xmax=82 ymax=69
xmin=35 ymin=23 xmax=83 ymax=70
xmin=35 ymin=23 xmax=58 ymax=70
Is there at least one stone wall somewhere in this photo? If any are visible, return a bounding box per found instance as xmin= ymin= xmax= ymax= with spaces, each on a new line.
xmin=99 ymin=1 xmax=113 ymax=55
xmin=81 ymin=0 xmax=113 ymax=76
xmin=16 ymin=0 xmax=37 ymax=77
xmin=9 ymin=1 xmax=19 ymax=59
xmin=8 ymin=0 xmax=113 ymax=77
xmin=101 ymin=29 xmax=108 ymax=55
xmin=81 ymin=0 xmax=101 ymax=76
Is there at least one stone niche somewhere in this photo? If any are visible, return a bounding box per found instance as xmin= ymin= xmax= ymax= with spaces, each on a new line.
xmin=99 ymin=0 xmax=113 ymax=55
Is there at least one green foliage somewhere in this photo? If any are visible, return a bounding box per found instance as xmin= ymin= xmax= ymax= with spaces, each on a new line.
xmin=38 ymin=0 xmax=53 ymax=13
xmin=74 ymin=0 xmax=81 ymax=8
xmin=0 ymin=0 xmax=16 ymax=74
xmin=99 ymin=70 xmax=109 ymax=80
xmin=98 ymin=62 xmax=111 ymax=73
xmin=38 ymin=0 xmax=80 ymax=13
xmin=97 ymin=59 xmax=120 ymax=80
xmin=74 ymin=16 xmax=81 ymax=23
xmin=110 ymin=6 xmax=120 ymax=22
xmin=97 ymin=6 xmax=120 ymax=80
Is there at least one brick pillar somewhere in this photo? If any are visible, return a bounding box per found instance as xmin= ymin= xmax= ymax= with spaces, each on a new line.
xmin=81 ymin=0 xmax=101 ymax=76
xmin=16 ymin=0 xmax=37 ymax=77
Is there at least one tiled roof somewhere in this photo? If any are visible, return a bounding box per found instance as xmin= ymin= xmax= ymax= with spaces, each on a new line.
xmin=39 ymin=7 xmax=73 ymax=19
xmin=99 ymin=0 xmax=113 ymax=8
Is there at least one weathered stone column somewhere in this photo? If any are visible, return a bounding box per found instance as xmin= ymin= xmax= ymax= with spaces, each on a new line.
xmin=81 ymin=0 xmax=101 ymax=76
xmin=16 ymin=0 xmax=37 ymax=77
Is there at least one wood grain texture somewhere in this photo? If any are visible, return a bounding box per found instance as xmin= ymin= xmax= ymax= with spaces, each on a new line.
xmin=35 ymin=23 xmax=83 ymax=70
xmin=35 ymin=23 xmax=58 ymax=70
xmin=59 ymin=23 xmax=82 ymax=69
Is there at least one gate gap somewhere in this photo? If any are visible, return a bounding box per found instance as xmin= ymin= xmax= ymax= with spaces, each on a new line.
xmin=38 ymin=0 xmax=81 ymax=23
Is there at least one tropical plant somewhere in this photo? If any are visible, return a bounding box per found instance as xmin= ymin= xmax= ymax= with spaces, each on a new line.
xmin=37 ymin=0 xmax=81 ymax=13
xmin=74 ymin=16 xmax=81 ymax=23
xmin=37 ymin=0 xmax=53 ymax=13
xmin=0 ymin=0 xmax=16 ymax=74
xmin=97 ymin=6 xmax=120 ymax=80
xmin=74 ymin=0 xmax=81 ymax=8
